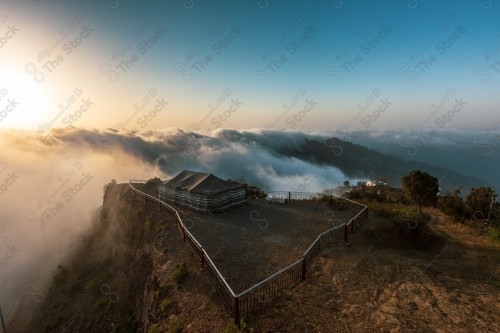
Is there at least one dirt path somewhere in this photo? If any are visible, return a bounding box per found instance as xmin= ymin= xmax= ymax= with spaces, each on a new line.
xmin=426 ymin=207 xmax=499 ymax=248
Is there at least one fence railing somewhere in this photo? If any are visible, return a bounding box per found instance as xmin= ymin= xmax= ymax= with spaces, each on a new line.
xmin=266 ymin=191 xmax=319 ymax=201
xmin=236 ymin=258 xmax=304 ymax=318
xmin=127 ymin=181 xmax=367 ymax=325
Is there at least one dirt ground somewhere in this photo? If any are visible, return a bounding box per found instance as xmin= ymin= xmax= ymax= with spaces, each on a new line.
xmin=242 ymin=211 xmax=500 ymax=333
xmin=176 ymin=199 xmax=361 ymax=293
xmin=144 ymin=197 xmax=499 ymax=332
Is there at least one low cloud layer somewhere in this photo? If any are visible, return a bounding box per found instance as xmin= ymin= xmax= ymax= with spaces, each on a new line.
xmin=0 ymin=127 xmax=354 ymax=321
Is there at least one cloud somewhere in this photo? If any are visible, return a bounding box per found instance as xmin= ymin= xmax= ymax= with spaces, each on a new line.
xmin=0 ymin=127 xmax=356 ymax=320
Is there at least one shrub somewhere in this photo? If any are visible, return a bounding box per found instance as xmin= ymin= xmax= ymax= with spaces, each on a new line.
xmin=438 ymin=194 xmax=466 ymax=221
xmin=486 ymin=227 xmax=500 ymax=243
xmin=159 ymin=298 xmax=170 ymax=312
xmin=168 ymin=322 xmax=183 ymax=333
xmin=43 ymin=313 xmax=65 ymax=333
xmin=222 ymin=319 xmax=254 ymax=333
xmin=148 ymin=324 xmax=163 ymax=333
xmin=144 ymin=212 xmax=153 ymax=232
xmin=172 ymin=262 xmax=187 ymax=285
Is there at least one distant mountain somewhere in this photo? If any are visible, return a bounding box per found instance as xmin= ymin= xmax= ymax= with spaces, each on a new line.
xmin=264 ymin=136 xmax=490 ymax=194
xmin=328 ymin=129 xmax=499 ymax=193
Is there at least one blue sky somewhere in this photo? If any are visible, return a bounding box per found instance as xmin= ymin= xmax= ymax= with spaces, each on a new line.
xmin=1 ymin=0 xmax=499 ymax=131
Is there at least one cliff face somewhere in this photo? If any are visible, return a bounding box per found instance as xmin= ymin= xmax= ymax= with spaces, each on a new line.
xmin=18 ymin=183 xmax=230 ymax=333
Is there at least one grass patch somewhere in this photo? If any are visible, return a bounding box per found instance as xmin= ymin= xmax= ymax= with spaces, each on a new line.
xmin=168 ymin=322 xmax=183 ymax=333
xmin=92 ymin=298 xmax=111 ymax=312
xmin=486 ymin=227 xmax=500 ymax=243
xmin=147 ymin=324 xmax=163 ymax=333
xmin=223 ymin=319 xmax=254 ymax=333
xmin=159 ymin=298 xmax=171 ymax=312
xmin=145 ymin=212 xmax=154 ymax=232
xmin=359 ymin=199 xmax=430 ymax=224
xmin=172 ymin=262 xmax=188 ymax=285
xmin=43 ymin=313 xmax=66 ymax=333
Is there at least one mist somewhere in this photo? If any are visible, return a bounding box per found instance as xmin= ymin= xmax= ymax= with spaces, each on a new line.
xmin=0 ymin=127 xmax=357 ymax=322
xmin=0 ymin=129 xmax=162 ymax=322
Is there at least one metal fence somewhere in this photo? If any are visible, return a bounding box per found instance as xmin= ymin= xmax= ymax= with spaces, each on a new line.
xmin=266 ymin=191 xmax=320 ymax=201
xmin=127 ymin=181 xmax=367 ymax=324
xmin=236 ymin=258 xmax=304 ymax=318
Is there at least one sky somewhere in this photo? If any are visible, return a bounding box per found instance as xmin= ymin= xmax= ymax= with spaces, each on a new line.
xmin=0 ymin=0 xmax=499 ymax=132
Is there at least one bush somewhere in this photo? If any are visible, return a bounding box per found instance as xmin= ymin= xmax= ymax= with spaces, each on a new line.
xmin=486 ymin=227 xmax=500 ymax=243
xmin=223 ymin=320 xmax=254 ymax=333
xmin=466 ymin=187 xmax=497 ymax=219
xmin=144 ymin=212 xmax=154 ymax=232
xmin=172 ymin=262 xmax=187 ymax=285
xmin=438 ymin=194 xmax=466 ymax=221
xmin=159 ymin=298 xmax=170 ymax=312
xmin=148 ymin=324 xmax=163 ymax=333
xmin=316 ymin=194 xmax=331 ymax=203
xmin=43 ymin=313 xmax=65 ymax=333
xmin=168 ymin=322 xmax=183 ymax=333
xmin=358 ymin=199 xmax=430 ymax=225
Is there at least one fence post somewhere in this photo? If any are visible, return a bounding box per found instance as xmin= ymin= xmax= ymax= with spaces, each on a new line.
xmin=288 ymin=192 xmax=291 ymax=203
xmin=344 ymin=224 xmax=348 ymax=242
xmin=301 ymin=257 xmax=307 ymax=281
xmin=234 ymin=297 xmax=240 ymax=326
xmin=364 ymin=207 xmax=368 ymax=219
xmin=201 ymin=248 xmax=205 ymax=268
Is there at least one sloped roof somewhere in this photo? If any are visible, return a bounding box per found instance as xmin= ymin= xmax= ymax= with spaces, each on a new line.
xmin=166 ymin=170 xmax=244 ymax=194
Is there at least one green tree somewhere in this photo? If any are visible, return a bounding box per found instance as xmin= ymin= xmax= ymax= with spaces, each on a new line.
xmin=465 ymin=187 xmax=497 ymax=220
xmin=401 ymin=170 xmax=439 ymax=214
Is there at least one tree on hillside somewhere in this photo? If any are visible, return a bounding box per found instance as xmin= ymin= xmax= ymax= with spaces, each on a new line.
xmin=465 ymin=187 xmax=497 ymax=221
xmin=401 ymin=170 xmax=439 ymax=214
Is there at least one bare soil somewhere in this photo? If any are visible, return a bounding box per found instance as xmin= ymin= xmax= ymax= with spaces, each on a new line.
xmin=243 ymin=213 xmax=500 ymax=333
xmin=182 ymin=199 xmax=360 ymax=293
